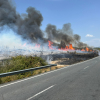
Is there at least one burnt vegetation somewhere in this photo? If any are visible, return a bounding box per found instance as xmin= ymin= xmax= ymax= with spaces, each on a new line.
xmin=0 ymin=0 xmax=99 ymax=84
xmin=50 ymin=51 xmax=99 ymax=65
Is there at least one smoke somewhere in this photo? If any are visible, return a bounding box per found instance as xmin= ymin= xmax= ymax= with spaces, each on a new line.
xmin=0 ymin=0 xmax=44 ymax=43
xmin=0 ymin=0 xmax=88 ymax=48
xmin=0 ymin=0 xmax=18 ymax=27
xmin=78 ymin=42 xmax=88 ymax=48
xmin=45 ymin=23 xmax=86 ymax=47
xmin=17 ymin=7 xmax=44 ymax=43
xmin=45 ymin=24 xmax=74 ymax=44
xmin=0 ymin=29 xmax=22 ymax=49
xmin=74 ymin=34 xmax=80 ymax=41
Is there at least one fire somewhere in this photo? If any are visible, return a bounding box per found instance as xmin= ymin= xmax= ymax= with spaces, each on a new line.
xmin=69 ymin=43 xmax=75 ymax=50
xmin=48 ymin=40 xmax=53 ymax=49
xmin=21 ymin=41 xmax=92 ymax=53
xmin=66 ymin=46 xmax=69 ymax=49
xmin=86 ymin=47 xmax=89 ymax=51
xmin=81 ymin=49 xmax=85 ymax=51
xmin=48 ymin=41 xmax=75 ymax=51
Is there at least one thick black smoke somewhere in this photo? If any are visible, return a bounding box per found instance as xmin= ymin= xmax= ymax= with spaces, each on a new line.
xmin=74 ymin=34 xmax=80 ymax=41
xmin=45 ymin=23 xmax=87 ymax=47
xmin=0 ymin=0 xmax=44 ymax=43
xmin=0 ymin=0 xmax=17 ymax=26
xmin=0 ymin=0 xmax=88 ymax=48
xmin=45 ymin=23 xmax=74 ymax=44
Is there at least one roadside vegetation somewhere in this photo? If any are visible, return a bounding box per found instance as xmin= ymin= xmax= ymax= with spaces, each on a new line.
xmin=94 ymin=47 xmax=100 ymax=51
xmin=0 ymin=56 xmax=47 ymax=84
xmin=0 ymin=51 xmax=98 ymax=84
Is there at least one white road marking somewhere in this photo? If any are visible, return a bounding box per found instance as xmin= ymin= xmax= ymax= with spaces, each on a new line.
xmin=84 ymin=66 xmax=89 ymax=69
xmin=0 ymin=56 xmax=99 ymax=89
xmin=26 ymin=84 xmax=56 ymax=100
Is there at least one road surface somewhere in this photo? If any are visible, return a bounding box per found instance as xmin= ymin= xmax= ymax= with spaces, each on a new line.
xmin=0 ymin=56 xmax=100 ymax=100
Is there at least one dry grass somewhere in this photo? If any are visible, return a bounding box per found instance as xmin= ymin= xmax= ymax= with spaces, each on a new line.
xmin=0 ymin=54 xmax=96 ymax=84
xmin=0 ymin=65 xmax=66 ymax=84
xmin=50 ymin=58 xmax=69 ymax=68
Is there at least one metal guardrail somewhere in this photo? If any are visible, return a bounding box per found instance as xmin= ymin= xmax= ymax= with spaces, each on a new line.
xmin=0 ymin=64 xmax=57 ymax=78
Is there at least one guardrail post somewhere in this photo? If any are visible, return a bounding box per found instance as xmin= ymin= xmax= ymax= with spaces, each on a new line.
xmin=50 ymin=66 xmax=51 ymax=71
xmin=31 ymin=71 xmax=33 ymax=75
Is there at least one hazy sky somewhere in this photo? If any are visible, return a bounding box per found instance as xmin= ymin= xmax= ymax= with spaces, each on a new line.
xmin=13 ymin=0 xmax=100 ymax=47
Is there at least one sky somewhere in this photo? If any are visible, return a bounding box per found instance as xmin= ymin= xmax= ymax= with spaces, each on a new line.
xmin=1 ymin=0 xmax=100 ymax=47
xmin=13 ymin=0 xmax=100 ymax=47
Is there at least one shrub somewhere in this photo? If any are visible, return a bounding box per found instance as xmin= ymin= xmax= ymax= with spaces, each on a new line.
xmin=0 ymin=56 xmax=47 ymax=84
xmin=4 ymin=76 xmax=11 ymax=83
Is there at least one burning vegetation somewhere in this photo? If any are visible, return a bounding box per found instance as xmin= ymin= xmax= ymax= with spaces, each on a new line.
xmin=0 ymin=0 xmax=99 ymax=66
xmin=0 ymin=0 xmax=99 ymax=85
xmin=0 ymin=0 xmax=89 ymax=49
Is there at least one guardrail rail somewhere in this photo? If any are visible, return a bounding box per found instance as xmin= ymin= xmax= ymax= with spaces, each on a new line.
xmin=0 ymin=64 xmax=57 ymax=78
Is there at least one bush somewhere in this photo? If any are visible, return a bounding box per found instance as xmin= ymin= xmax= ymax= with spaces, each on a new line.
xmin=4 ymin=76 xmax=11 ymax=83
xmin=0 ymin=56 xmax=47 ymax=73
xmin=0 ymin=56 xmax=47 ymax=84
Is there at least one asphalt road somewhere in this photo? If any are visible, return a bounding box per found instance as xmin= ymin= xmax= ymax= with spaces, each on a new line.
xmin=0 ymin=56 xmax=100 ymax=100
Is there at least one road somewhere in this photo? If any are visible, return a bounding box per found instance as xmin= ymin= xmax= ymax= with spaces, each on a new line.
xmin=0 ymin=56 xmax=100 ymax=100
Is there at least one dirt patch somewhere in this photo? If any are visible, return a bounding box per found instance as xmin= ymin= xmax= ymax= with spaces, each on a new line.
xmin=50 ymin=58 xmax=69 ymax=69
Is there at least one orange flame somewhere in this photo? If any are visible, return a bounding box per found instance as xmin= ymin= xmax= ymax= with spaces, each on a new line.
xmin=86 ymin=47 xmax=89 ymax=51
xmin=66 ymin=46 xmax=69 ymax=49
xmin=69 ymin=43 xmax=75 ymax=50
xmin=48 ymin=41 xmax=53 ymax=49
xmin=81 ymin=49 xmax=85 ymax=51
xmin=21 ymin=41 xmax=92 ymax=52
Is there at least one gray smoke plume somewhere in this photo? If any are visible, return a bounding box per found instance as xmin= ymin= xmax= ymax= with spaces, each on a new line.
xmin=74 ymin=34 xmax=80 ymax=41
xmin=0 ymin=0 xmax=88 ymax=48
xmin=45 ymin=24 xmax=74 ymax=44
xmin=0 ymin=0 xmax=44 ymax=43
xmin=0 ymin=0 xmax=17 ymax=27
xmin=78 ymin=42 xmax=88 ymax=48
xmin=45 ymin=23 xmax=86 ymax=47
